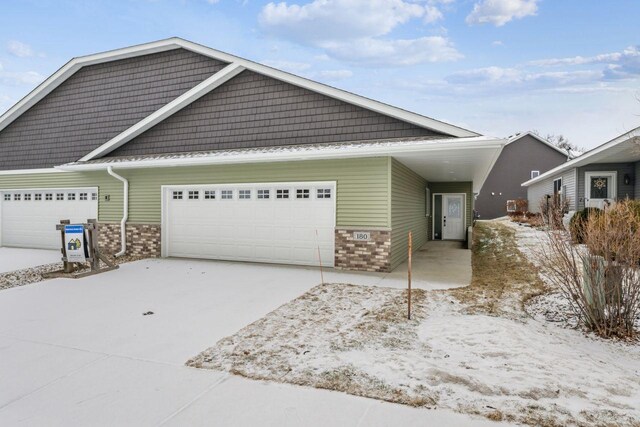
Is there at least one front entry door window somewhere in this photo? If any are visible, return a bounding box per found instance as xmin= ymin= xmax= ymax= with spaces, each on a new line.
xmin=584 ymin=172 xmax=616 ymax=208
xmin=443 ymin=195 xmax=465 ymax=240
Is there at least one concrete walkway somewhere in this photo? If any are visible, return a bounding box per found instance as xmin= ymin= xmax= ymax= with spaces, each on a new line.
xmin=387 ymin=241 xmax=471 ymax=289
xmin=0 ymin=257 xmax=501 ymax=426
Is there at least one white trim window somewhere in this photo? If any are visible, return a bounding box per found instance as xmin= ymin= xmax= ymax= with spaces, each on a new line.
xmin=585 ymin=171 xmax=617 ymax=207
xmin=531 ymin=170 xmax=540 ymax=179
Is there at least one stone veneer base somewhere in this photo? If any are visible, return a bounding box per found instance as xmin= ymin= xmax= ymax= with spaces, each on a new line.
xmin=98 ymin=223 xmax=161 ymax=258
xmin=334 ymin=229 xmax=391 ymax=272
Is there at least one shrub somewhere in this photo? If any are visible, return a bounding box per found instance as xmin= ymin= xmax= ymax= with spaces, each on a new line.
xmin=539 ymin=200 xmax=640 ymax=338
xmin=539 ymin=196 xmax=569 ymax=230
xmin=569 ymin=207 xmax=602 ymax=244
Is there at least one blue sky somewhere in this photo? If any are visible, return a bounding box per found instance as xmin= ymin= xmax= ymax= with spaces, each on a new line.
xmin=1 ymin=0 xmax=639 ymax=149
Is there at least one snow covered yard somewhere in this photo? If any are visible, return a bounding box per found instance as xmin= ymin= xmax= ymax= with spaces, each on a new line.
xmin=188 ymin=282 xmax=640 ymax=426
xmin=189 ymin=221 xmax=640 ymax=426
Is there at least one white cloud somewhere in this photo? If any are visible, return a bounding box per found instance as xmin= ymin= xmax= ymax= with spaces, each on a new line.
xmin=261 ymin=59 xmax=312 ymax=73
xmin=492 ymin=40 xmax=504 ymax=46
xmin=466 ymin=0 xmax=538 ymax=26
xmin=0 ymin=69 xmax=44 ymax=86
xmin=323 ymin=36 xmax=462 ymax=66
xmin=529 ymin=46 xmax=640 ymax=81
xmin=6 ymin=40 xmax=34 ymax=57
xmin=259 ymin=0 xmax=458 ymax=66
xmin=314 ymin=69 xmax=353 ymax=80
xmin=205 ymin=0 xmax=221 ymax=3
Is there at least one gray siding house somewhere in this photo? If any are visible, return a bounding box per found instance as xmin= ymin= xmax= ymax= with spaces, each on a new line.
xmin=475 ymin=132 xmax=569 ymax=219
xmin=0 ymin=38 xmax=505 ymax=272
xmin=524 ymin=127 xmax=640 ymax=213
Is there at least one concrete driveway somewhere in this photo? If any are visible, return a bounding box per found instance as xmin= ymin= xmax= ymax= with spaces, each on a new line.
xmin=0 ymin=258 xmax=497 ymax=426
xmin=0 ymin=247 xmax=60 ymax=274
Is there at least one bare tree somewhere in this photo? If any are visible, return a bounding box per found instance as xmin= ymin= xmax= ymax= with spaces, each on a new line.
xmin=531 ymin=129 xmax=585 ymax=154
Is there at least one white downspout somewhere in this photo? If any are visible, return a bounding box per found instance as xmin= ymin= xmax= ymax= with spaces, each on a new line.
xmin=107 ymin=166 xmax=128 ymax=257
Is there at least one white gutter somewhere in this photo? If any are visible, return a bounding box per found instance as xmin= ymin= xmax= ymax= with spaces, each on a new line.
xmin=107 ymin=166 xmax=128 ymax=257
xmin=57 ymin=136 xmax=506 ymax=172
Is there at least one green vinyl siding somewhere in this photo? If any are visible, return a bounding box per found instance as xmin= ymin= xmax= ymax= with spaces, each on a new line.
xmin=427 ymin=181 xmax=473 ymax=240
xmin=389 ymin=158 xmax=428 ymax=270
xmin=0 ymin=158 xmax=390 ymax=228
xmin=109 ymin=157 xmax=389 ymax=226
xmin=0 ymin=171 xmax=123 ymax=222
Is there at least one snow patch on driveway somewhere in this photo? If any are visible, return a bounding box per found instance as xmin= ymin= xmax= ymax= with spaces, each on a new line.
xmin=188 ymin=283 xmax=640 ymax=426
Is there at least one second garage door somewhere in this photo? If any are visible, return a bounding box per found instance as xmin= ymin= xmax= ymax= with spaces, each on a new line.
xmin=162 ymin=182 xmax=336 ymax=267
xmin=0 ymin=188 xmax=99 ymax=250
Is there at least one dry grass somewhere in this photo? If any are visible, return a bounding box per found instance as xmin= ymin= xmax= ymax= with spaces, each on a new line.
xmin=448 ymin=221 xmax=547 ymax=316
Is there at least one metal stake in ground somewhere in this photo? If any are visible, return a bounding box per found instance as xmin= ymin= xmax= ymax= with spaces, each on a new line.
xmin=408 ymin=231 xmax=412 ymax=320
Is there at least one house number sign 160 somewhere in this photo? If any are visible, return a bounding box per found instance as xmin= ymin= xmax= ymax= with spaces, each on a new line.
xmin=353 ymin=232 xmax=371 ymax=241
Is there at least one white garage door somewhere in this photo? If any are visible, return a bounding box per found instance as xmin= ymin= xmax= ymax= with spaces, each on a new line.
xmin=0 ymin=188 xmax=98 ymax=250
xmin=163 ymin=182 xmax=336 ymax=267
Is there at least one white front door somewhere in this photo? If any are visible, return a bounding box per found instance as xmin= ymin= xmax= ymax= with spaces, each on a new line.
xmin=162 ymin=182 xmax=336 ymax=267
xmin=443 ymin=194 xmax=465 ymax=240
xmin=0 ymin=188 xmax=98 ymax=249
xmin=584 ymin=172 xmax=616 ymax=209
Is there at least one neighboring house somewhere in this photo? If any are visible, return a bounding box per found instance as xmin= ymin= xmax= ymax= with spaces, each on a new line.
xmin=475 ymin=132 xmax=569 ymax=219
xmin=523 ymin=126 xmax=640 ymax=214
xmin=0 ymin=38 xmax=504 ymax=272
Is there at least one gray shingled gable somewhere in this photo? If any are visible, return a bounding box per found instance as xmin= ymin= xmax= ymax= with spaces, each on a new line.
xmin=106 ymin=70 xmax=443 ymax=158
xmin=0 ymin=48 xmax=227 ymax=171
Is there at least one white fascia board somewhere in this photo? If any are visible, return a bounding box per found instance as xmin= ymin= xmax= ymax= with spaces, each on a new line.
xmin=0 ymin=168 xmax=64 ymax=176
xmin=172 ymin=38 xmax=479 ymax=138
xmin=0 ymin=36 xmax=479 ymax=154
xmin=57 ymin=137 xmax=505 ymax=172
xmin=0 ymin=40 xmax=182 ymax=133
xmin=80 ymin=63 xmax=245 ymax=161
xmin=522 ymin=125 xmax=640 ymax=187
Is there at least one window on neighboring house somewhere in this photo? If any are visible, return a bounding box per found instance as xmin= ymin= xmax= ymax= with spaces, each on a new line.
xmin=531 ymin=170 xmax=540 ymax=179
xmin=172 ymin=191 xmax=183 ymax=200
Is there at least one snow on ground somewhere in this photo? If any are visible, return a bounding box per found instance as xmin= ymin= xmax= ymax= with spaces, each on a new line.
xmin=0 ymin=247 xmax=60 ymax=274
xmin=188 ymin=283 xmax=640 ymax=426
